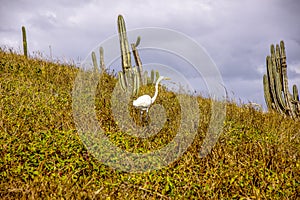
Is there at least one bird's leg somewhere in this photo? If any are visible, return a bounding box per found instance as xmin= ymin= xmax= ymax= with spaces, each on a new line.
xmin=145 ymin=108 xmax=149 ymax=122
xmin=140 ymin=110 xmax=143 ymax=123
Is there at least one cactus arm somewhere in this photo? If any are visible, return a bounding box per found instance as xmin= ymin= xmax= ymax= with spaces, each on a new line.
xmin=135 ymin=36 xmax=141 ymax=47
xmin=272 ymin=45 xmax=288 ymax=113
xmin=118 ymin=71 xmax=127 ymax=91
xmin=274 ymin=44 xmax=284 ymax=102
xmin=293 ymin=85 xmax=299 ymax=102
xmin=263 ymin=74 xmax=274 ymax=110
xmin=279 ymin=41 xmax=296 ymax=118
xmin=126 ymin=71 xmax=132 ymax=86
xmin=131 ymin=40 xmax=143 ymax=84
xmin=132 ymin=67 xmax=140 ymax=95
xmin=266 ymin=54 xmax=283 ymax=114
xmin=292 ymin=85 xmax=300 ymax=116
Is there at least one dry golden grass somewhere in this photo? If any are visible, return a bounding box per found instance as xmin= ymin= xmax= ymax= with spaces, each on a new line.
xmin=0 ymin=49 xmax=299 ymax=199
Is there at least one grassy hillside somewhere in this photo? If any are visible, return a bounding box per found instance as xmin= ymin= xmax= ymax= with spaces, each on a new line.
xmin=0 ymin=49 xmax=299 ymax=199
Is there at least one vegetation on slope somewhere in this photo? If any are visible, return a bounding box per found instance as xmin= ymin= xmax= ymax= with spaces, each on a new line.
xmin=0 ymin=49 xmax=299 ymax=199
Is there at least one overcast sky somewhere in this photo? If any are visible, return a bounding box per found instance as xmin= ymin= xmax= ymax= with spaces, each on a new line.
xmin=1 ymin=0 xmax=300 ymax=108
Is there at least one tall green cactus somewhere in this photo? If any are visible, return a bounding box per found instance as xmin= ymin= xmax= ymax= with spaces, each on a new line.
xmin=263 ymin=40 xmax=300 ymax=119
xmin=22 ymin=26 xmax=28 ymax=58
xmin=87 ymin=15 xmax=164 ymax=98
xmin=117 ymin=15 xmax=143 ymax=95
xmin=118 ymin=15 xmax=132 ymax=72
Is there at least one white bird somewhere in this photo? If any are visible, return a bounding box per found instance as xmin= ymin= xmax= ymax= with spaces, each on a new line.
xmin=133 ymin=76 xmax=170 ymax=121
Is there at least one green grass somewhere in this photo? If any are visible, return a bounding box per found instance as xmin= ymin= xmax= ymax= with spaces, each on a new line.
xmin=0 ymin=49 xmax=299 ymax=199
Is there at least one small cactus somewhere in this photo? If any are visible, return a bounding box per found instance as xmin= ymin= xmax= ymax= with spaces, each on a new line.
xmin=151 ymin=70 xmax=155 ymax=83
xmin=155 ymin=71 xmax=160 ymax=82
xmin=91 ymin=46 xmax=106 ymax=73
xmin=91 ymin=51 xmax=98 ymax=73
xmin=99 ymin=47 xmax=105 ymax=71
xmin=22 ymin=26 xmax=28 ymax=58
xmin=143 ymin=71 xmax=148 ymax=86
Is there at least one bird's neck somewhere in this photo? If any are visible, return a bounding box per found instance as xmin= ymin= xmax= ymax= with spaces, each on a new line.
xmin=151 ymin=81 xmax=160 ymax=103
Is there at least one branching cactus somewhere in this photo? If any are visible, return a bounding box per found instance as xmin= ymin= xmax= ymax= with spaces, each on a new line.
xmin=90 ymin=15 xmax=162 ymax=96
xmin=117 ymin=15 xmax=136 ymax=94
xmin=22 ymin=26 xmax=28 ymax=58
xmin=148 ymin=70 xmax=160 ymax=84
xmin=117 ymin=15 xmax=162 ymax=95
xmin=263 ymin=40 xmax=300 ymax=119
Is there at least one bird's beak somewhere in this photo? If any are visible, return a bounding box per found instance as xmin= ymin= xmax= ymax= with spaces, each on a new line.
xmin=164 ymin=77 xmax=171 ymax=80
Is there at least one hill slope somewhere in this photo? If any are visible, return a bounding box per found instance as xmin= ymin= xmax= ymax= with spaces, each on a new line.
xmin=0 ymin=50 xmax=299 ymax=199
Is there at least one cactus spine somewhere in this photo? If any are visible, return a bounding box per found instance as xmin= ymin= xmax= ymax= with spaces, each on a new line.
xmin=22 ymin=26 xmax=28 ymax=58
xmin=263 ymin=40 xmax=300 ymax=119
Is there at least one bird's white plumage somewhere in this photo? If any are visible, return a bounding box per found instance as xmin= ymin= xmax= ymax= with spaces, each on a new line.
xmin=133 ymin=95 xmax=152 ymax=110
xmin=132 ymin=76 xmax=170 ymax=119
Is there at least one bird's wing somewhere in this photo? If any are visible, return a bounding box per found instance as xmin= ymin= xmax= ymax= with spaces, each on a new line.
xmin=133 ymin=95 xmax=152 ymax=108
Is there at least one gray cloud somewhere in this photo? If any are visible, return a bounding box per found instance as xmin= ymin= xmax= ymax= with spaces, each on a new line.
xmin=0 ymin=0 xmax=299 ymax=107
